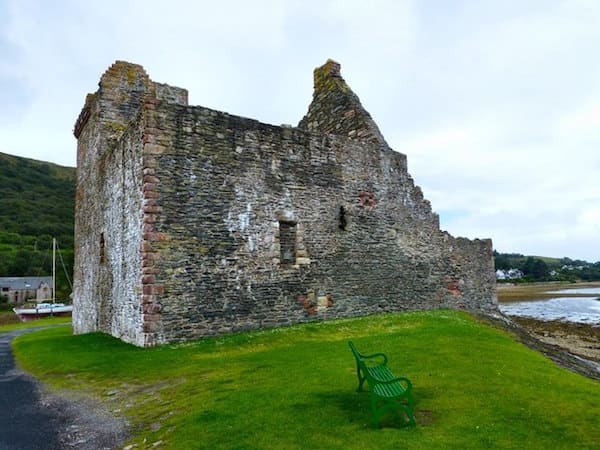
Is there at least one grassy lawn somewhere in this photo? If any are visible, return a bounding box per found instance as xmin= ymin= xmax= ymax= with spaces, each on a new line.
xmin=0 ymin=310 xmax=71 ymax=329
xmin=7 ymin=310 xmax=600 ymax=449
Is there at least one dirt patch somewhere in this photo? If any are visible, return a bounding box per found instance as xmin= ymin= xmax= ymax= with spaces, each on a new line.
xmin=414 ymin=409 xmax=435 ymax=426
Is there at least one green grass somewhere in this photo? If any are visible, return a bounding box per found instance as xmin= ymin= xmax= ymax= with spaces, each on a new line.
xmin=0 ymin=310 xmax=71 ymax=329
xmin=8 ymin=310 xmax=600 ymax=449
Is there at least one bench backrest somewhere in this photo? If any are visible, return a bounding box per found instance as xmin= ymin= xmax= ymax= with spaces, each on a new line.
xmin=348 ymin=341 xmax=378 ymax=376
xmin=348 ymin=341 xmax=363 ymax=364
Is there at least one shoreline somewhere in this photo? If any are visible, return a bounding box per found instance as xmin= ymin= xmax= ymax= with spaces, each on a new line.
xmin=496 ymin=281 xmax=600 ymax=302
xmin=476 ymin=311 xmax=600 ymax=380
xmin=495 ymin=281 xmax=600 ymax=374
xmin=509 ymin=316 xmax=600 ymax=363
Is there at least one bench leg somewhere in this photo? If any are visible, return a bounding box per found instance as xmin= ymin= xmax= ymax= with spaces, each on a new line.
xmin=370 ymin=396 xmax=417 ymax=428
xmin=406 ymin=393 xmax=416 ymax=426
xmin=370 ymin=396 xmax=382 ymax=428
xmin=356 ymin=368 xmax=366 ymax=392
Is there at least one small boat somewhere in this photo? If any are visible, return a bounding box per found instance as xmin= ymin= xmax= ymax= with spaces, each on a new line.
xmin=13 ymin=302 xmax=73 ymax=321
xmin=13 ymin=238 xmax=73 ymax=322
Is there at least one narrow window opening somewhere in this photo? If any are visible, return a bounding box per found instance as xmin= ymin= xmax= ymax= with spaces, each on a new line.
xmin=339 ymin=206 xmax=347 ymax=230
xmin=279 ymin=221 xmax=297 ymax=265
xmin=99 ymin=233 xmax=106 ymax=264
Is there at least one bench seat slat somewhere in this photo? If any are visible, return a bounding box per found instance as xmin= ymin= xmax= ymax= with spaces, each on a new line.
xmin=373 ymin=382 xmax=406 ymax=398
xmin=368 ymin=366 xmax=394 ymax=381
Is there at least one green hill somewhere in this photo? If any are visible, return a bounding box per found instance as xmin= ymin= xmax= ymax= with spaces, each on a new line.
xmin=0 ymin=152 xmax=75 ymax=298
xmin=494 ymin=251 xmax=600 ymax=282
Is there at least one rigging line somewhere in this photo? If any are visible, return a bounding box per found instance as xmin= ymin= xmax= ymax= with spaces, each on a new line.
xmin=55 ymin=241 xmax=73 ymax=290
xmin=35 ymin=246 xmax=50 ymax=278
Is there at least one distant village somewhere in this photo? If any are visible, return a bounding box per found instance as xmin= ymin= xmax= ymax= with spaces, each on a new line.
xmin=496 ymin=262 xmax=598 ymax=282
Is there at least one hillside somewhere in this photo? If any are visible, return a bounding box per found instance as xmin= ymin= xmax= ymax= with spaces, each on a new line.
xmin=0 ymin=152 xmax=75 ymax=298
xmin=494 ymin=251 xmax=600 ymax=282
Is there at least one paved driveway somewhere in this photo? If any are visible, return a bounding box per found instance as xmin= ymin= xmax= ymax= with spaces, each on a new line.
xmin=0 ymin=328 xmax=128 ymax=450
xmin=0 ymin=329 xmax=64 ymax=450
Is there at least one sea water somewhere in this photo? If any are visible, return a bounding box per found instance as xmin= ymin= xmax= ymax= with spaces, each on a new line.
xmin=499 ymin=296 xmax=600 ymax=324
xmin=546 ymin=287 xmax=600 ymax=295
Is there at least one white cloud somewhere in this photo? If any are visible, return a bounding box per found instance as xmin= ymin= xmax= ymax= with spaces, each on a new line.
xmin=1 ymin=0 xmax=599 ymax=260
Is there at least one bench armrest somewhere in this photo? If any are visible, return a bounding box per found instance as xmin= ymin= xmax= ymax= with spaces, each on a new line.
xmin=361 ymin=352 xmax=388 ymax=365
xmin=375 ymin=376 xmax=413 ymax=392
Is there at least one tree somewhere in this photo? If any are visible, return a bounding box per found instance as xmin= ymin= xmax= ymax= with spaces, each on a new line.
xmin=522 ymin=257 xmax=549 ymax=280
xmin=494 ymin=254 xmax=511 ymax=271
xmin=8 ymin=249 xmax=35 ymax=276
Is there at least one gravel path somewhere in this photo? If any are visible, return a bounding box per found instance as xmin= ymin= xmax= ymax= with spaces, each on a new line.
xmin=0 ymin=329 xmax=129 ymax=450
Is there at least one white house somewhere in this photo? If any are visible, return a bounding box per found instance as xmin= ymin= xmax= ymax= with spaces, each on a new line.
xmin=495 ymin=269 xmax=524 ymax=280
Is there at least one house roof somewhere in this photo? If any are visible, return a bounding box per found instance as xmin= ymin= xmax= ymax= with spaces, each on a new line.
xmin=0 ymin=277 xmax=52 ymax=290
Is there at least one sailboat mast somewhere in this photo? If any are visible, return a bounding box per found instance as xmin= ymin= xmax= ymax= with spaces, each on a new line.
xmin=52 ymin=238 xmax=56 ymax=303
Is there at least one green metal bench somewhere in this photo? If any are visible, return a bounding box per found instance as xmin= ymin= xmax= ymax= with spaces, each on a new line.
xmin=348 ymin=341 xmax=416 ymax=427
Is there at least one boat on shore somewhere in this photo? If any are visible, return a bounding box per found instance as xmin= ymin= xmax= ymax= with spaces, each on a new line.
xmin=12 ymin=238 xmax=73 ymax=322
xmin=13 ymin=302 xmax=73 ymax=321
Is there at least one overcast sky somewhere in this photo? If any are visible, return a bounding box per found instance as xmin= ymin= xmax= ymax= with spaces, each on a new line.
xmin=1 ymin=0 xmax=599 ymax=262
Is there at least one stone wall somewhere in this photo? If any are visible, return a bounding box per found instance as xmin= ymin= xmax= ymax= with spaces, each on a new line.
xmin=73 ymin=62 xmax=186 ymax=345
xmin=145 ymin=103 xmax=496 ymax=344
xmin=73 ymin=60 xmax=496 ymax=347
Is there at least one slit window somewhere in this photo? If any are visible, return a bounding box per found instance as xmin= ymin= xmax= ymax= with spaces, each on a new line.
xmin=339 ymin=206 xmax=347 ymax=230
xmin=99 ymin=232 xmax=106 ymax=264
xmin=279 ymin=221 xmax=297 ymax=264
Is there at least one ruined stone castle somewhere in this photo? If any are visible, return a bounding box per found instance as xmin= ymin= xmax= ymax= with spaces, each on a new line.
xmin=73 ymin=59 xmax=497 ymax=347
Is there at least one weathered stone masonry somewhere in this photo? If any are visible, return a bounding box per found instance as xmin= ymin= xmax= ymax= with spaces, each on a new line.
xmin=73 ymin=59 xmax=497 ymax=347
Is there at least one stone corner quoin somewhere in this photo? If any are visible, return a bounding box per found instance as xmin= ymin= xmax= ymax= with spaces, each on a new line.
xmin=71 ymin=58 xmax=497 ymax=347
